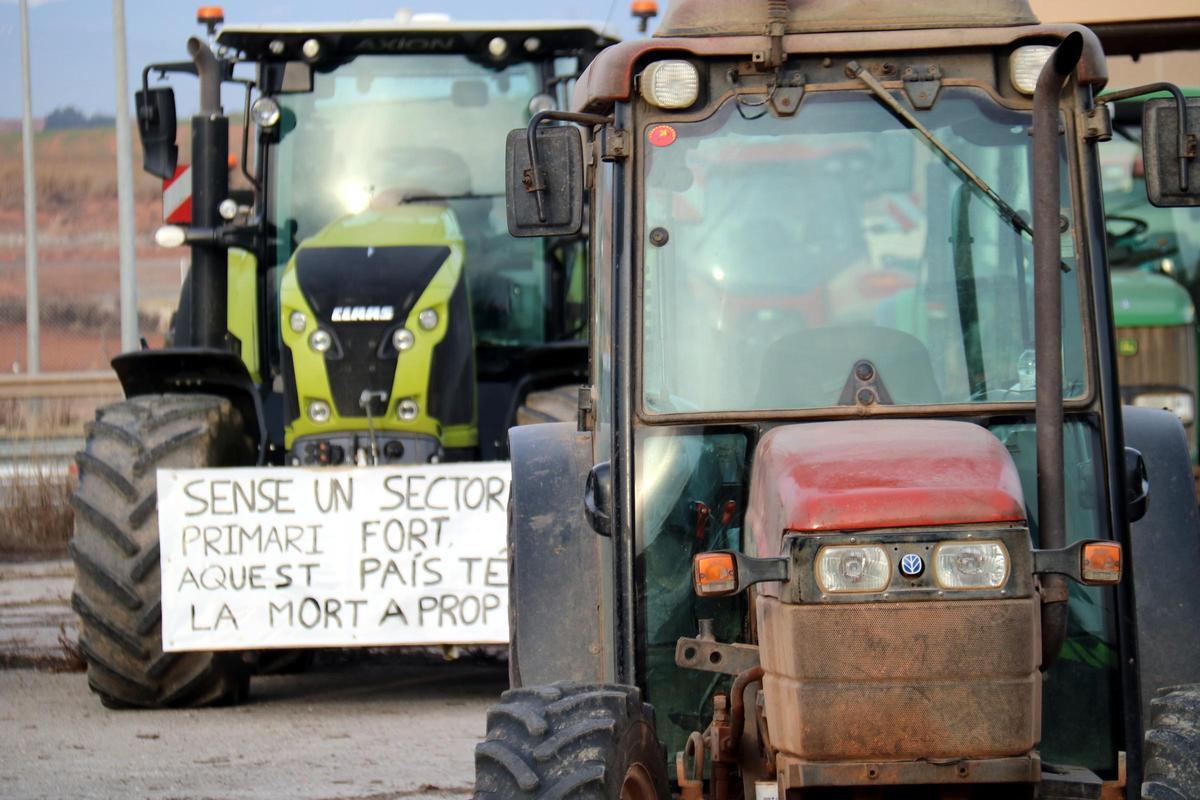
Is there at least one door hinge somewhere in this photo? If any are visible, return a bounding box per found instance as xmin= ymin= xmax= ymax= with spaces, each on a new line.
xmin=601 ymin=127 xmax=629 ymax=162
xmin=902 ymin=64 xmax=942 ymax=110
xmin=577 ymin=384 xmax=594 ymax=431
xmin=1084 ymin=104 xmax=1113 ymax=143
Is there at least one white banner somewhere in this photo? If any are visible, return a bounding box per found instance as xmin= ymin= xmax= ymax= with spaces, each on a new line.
xmin=157 ymin=462 xmax=511 ymax=651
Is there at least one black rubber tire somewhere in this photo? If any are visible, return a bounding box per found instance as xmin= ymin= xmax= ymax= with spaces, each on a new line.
xmin=1143 ymin=685 xmax=1200 ymax=800
xmin=70 ymin=394 xmax=254 ymax=709
xmin=515 ymin=385 xmax=579 ymax=427
xmin=474 ymin=682 xmax=669 ymax=800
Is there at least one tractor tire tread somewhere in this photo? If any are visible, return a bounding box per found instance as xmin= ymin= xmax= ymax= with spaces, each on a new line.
xmin=69 ymin=393 xmax=252 ymax=709
xmin=474 ymin=682 xmax=667 ymax=800
xmin=1143 ymin=685 xmax=1200 ymax=799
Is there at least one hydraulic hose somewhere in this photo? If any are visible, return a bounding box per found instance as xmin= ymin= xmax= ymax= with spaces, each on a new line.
xmin=1031 ymin=32 xmax=1083 ymax=670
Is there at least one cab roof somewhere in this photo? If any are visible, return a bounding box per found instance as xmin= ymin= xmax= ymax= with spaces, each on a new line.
xmin=573 ymin=0 xmax=1104 ymax=114
xmin=655 ymin=0 xmax=1038 ymax=37
xmin=217 ymin=20 xmax=617 ymax=61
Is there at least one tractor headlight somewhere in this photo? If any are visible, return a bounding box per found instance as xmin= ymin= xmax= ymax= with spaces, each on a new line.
xmin=289 ymin=310 xmax=307 ymax=333
xmin=307 ymin=400 xmax=331 ymax=423
xmin=640 ymin=60 xmax=700 ymax=109
xmin=1010 ymin=45 xmax=1054 ymax=95
xmin=309 ymin=328 xmax=333 ymax=354
xmin=392 ymin=328 xmax=415 ymax=352
xmin=815 ymin=545 xmax=890 ymax=593
xmin=933 ymin=541 xmax=1009 ymax=590
xmin=1132 ymin=391 xmax=1195 ymax=425
xmin=418 ymin=308 xmax=439 ymax=331
xmin=397 ymin=398 xmax=419 ymax=421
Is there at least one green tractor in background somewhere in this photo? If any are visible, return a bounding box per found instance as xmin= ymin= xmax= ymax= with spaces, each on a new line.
xmin=67 ymin=7 xmax=615 ymax=708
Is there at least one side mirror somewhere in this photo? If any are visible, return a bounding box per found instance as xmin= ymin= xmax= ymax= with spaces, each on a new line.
xmin=505 ymin=125 xmax=584 ymax=238
xmin=135 ymin=86 xmax=178 ymax=179
xmin=1124 ymin=446 xmax=1150 ymax=523
xmin=1142 ymin=96 xmax=1200 ymax=208
xmin=584 ymin=461 xmax=612 ymax=536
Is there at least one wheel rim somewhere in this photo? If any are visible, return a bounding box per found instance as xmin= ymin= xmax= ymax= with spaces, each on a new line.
xmin=619 ymin=763 xmax=657 ymax=800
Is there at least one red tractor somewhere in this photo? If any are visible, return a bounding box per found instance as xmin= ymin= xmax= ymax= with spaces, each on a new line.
xmin=475 ymin=1 xmax=1200 ymax=798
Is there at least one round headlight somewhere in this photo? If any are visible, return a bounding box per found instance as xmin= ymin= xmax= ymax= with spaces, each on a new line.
xmin=392 ymin=328 xmax=415 ymax=352
xmin=815 ymin=545 xmax=890 ymax=593
xmin=933 ymin=541 xmax=1009 ymax=590
xmin=250 ymin=96 xmax=281 ymax=129
xmin=309 ymin=328 xmax=332 ymax=353
xmin=302 ymin=38 xmax=321 ymax=60
xmin=289 ymin=310 xmax=307 ymax=333
xmin=418 ymin=308 xmax=439 ymax=331
xmin=307 ymin=400 xmax=331 ymax=423
xmin=487 ymin=36 xmax=509 ymax=59
xmin=218 ymin=198 xmax=239 ymax=220
xmin=397 ymin=399 xmax=419 ymax=421
xmin=640 ymin=60 xmax=700 ymax=109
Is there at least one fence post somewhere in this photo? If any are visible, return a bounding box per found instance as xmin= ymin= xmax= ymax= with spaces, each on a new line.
xmin=19 ymin=0 xmax=40 ymax=375
xmin=113 ymin=0 xmax=139 ymax=354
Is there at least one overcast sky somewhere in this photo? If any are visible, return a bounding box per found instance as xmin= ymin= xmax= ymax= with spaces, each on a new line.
xmin=0 ymin=0 xmax=657 ymax=118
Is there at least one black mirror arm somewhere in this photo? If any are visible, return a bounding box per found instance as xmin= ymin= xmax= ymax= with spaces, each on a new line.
xmin=1098 ymin=82 xmax=1193 ymax=192
xmin=233 ymin=78 xmax=261 ymax=193
xmin=525 ymin=110 xmax=610 ymax=222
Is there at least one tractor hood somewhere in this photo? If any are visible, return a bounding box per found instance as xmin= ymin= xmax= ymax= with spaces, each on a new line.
xmin=746 ymin=420 xmax=1025 ymax=556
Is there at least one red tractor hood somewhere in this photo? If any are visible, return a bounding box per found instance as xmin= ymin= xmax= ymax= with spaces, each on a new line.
xmin=746 ymin=420 xmax=1025 ymax=556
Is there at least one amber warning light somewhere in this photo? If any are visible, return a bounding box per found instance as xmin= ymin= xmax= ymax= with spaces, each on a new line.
xmin=197 ymin=6 xmax=224 ymax=22
xmin=631 ymin=1 xmax=658 ymax=33
xmin=694 ymin=552 xmax=737 ymax=596
xmin=1081 ymin=542 xmax=1122 ymax=585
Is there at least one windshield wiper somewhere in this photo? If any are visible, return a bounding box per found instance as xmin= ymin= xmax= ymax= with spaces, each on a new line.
xmin=846 ymin=61 xmax=1035 ymax=241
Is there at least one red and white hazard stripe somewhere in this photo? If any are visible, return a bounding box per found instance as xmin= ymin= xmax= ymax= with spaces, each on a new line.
xmin=163 ymin=165 xmax=192 ymax=224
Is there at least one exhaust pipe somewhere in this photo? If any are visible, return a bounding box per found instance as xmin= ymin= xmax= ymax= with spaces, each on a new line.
xmin=1031 ymin=32 xmax=1083 ymax=670
xmin=183 ymin=37 xmax=229 ymax=350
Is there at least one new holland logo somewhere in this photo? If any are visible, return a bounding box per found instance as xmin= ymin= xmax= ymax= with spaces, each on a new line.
xmin=331 ymin=305 xmax=395 ymax=323
xmin=899 ymin=553 xmax=924 ymax=578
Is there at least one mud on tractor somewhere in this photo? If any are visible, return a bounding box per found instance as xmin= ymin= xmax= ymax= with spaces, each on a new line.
xmin=68 ymin=8 xmax=615 ymax=708
xmin=475 ymin=1 xmax=1200 ymax=798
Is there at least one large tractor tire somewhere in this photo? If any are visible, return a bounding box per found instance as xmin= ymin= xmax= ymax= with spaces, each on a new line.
xmin=474 ymin=683 xmax=668 ymax=800
xmin=1142 ymin=685 xmax=1200 ymax=799
xmin=515 ymin=385 xmax=579 ymax=426
xmin=70 ymin=394 xmax=254 ymax=709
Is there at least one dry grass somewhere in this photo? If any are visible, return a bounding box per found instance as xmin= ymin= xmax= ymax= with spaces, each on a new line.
xmin=0 ymin=462 xmax=74 ymax=558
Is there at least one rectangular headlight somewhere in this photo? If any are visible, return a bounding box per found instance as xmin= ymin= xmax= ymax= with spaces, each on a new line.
xmin=815 ymin=545 xmax=890 ymax=593
xmin=933 ymin=541 xmax=1009 ymax=590
xmin=1010 ymin=45 xmax=1054 ymax=95
xmin=1132 ymin=391 xmax=1195 ymax=425
xmin=640 ymin=60 xmax=700 ymax=109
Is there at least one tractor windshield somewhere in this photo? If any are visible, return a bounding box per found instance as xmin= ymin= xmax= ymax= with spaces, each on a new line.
xmin=270 ymin=54 xmax=569 ymax=346
xmin=641 ymin=87 xmax=1087 ymax=414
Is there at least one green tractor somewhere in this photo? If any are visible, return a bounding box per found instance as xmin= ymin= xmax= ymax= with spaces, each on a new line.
xmin=68 ymin=7 xmax=615 ymax=708
xmin=476 ymin=1 xmax=1200 ymax=798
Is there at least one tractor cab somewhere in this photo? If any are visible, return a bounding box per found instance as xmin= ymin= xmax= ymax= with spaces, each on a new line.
xmin=134 ymin=11 xmax=616 ymax=466
xmin=480 ymin=1 xmax=1200 ymax=799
